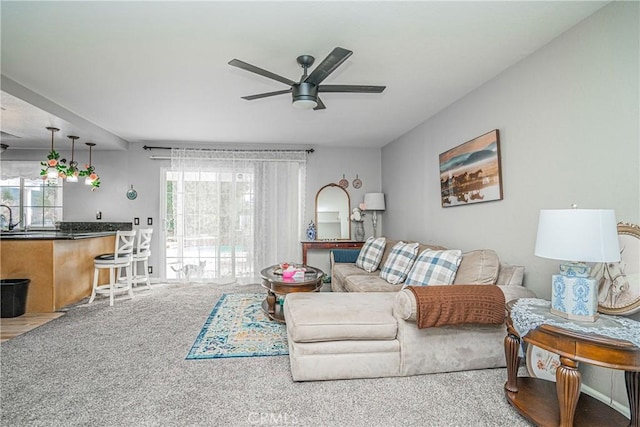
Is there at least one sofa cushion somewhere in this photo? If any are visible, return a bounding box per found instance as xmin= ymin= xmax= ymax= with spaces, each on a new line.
xmin=404 ymin=249 xmax=462 ymax=287
xmin=333 ymin=263 xmax=378 ymax=283
xmin=331 ymin=262 xmax=380 ymax=292
xmin=453 ymin=249 xmax=500 ymax=284
xmin=380 ymin=241 xmax=419 ymax=285
xmin=284 ymin=292 xmax=397 ymax=342
xmin=496 ymin=264 xmax=525 ymax=287
xmin=355 ymin=236 xmax=387 ymax=272
xmin=345 ymin=275 xmax=403 ymax=292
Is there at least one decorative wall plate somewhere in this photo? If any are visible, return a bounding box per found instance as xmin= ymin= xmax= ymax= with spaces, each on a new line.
xmin=338 ymin=174 xmax=349 ymax=188
xmin=594 ymin=222 xmax=640 ymax=315
xmin=352 ymin=175 xmax=362 ymax=189
xmin=526 ymin=344 xmax=560 ymax=382
xmin=126 ymin=185 xmax=138 ymax=200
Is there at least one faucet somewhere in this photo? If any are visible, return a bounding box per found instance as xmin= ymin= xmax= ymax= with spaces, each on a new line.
xmin=0 ymin=205 xmax=21 ymax=231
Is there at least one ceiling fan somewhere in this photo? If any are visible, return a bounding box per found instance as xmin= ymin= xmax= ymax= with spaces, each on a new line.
xmin=228 ymin=47 xmax=386 ymax=111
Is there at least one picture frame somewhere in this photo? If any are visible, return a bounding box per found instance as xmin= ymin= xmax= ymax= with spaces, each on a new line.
xmin=594 ymin=222 xmax=640 ymax=316
xmin=439 ymin=129 xmax=503 ymax=207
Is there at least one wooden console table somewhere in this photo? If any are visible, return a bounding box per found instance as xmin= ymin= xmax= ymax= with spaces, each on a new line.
xmin=504 ymin=299 xmax=640 ymax=427
xmin=301 ymin=240 xmax=364 ymax=265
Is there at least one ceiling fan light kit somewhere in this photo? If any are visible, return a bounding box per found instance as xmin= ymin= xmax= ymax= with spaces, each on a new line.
xmin=229 ymin=47 xmax=386 ymax=111
xmin=292 ymin=83 xmax=318 ymax=109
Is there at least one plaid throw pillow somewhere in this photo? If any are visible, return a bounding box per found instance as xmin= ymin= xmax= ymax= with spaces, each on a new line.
xmin=380 ymin=241 xmax=419 ymax=285
xmin=403 ymin=249 xmax=463 ymax=287
xmin=355 ymin=237 xmax=387 ymax=273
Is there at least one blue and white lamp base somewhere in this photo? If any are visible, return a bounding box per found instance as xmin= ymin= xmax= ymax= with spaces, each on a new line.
xmin=550 ymin=263 xmax=599 ymax=322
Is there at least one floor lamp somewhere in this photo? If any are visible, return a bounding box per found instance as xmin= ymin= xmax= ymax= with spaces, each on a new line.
xmin=364 ymin=193 xmax=385 ymax=238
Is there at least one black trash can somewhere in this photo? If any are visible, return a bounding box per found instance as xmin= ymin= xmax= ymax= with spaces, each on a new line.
xmin=1 ymin=279 xmax=30 ymax=318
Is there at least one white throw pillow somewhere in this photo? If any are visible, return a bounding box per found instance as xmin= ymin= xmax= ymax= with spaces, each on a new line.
xmin=380 ymin=242 xmax=419 ymax=285
xmin=403 ymin=249 xmax=463 ymax=287
xmin=355 ymin=236 xmax=387 ymax=273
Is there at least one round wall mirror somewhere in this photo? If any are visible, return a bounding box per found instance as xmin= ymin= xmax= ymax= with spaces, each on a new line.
xmin=315 ymin=183 xmax=351 ymax=240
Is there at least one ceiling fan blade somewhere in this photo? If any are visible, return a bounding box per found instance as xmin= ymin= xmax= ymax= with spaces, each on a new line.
xmin=305 ymin=47 xmax=353 ymax=86
xmin=241 ymin=89 xmax=291 ymax=100
xmin=319 ymin=85 xmax=386 ymax=93
xmin=229 ymin=59 xmax=296 ymax=86
xmin=313 ymin=97 xmax=326 ymax=111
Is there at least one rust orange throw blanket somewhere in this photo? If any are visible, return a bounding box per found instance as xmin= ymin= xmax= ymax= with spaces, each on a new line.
xmin=407 ymin=285 xmax=506 ymax=328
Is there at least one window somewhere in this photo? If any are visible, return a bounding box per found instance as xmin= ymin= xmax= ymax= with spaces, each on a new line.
xmin=0 ymin=161 xmax=63 ymax=229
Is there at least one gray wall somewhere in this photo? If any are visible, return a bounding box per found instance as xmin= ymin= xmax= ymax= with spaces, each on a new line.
xmin=2 ymin=142 xmax=381 ymax=278
xmin=305 ymin=147 xmax=382 ymax=273
xmin=381 ymin=1 xmax=639 ymax=410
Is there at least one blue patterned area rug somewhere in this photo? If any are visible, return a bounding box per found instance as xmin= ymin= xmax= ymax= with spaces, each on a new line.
xmin=186 ymin=293 xmax=288 ymax=359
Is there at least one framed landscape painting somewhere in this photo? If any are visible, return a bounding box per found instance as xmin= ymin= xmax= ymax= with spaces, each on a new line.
xmin=439 ymin=129 xmax=503 ymax=207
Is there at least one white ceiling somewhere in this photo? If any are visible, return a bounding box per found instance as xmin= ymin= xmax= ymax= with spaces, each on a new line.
xmin=0 ymin=1 xmax=608 ymax=151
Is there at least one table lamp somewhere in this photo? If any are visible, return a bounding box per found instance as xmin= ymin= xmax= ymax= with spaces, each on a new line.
xmin=364 ymin=193 xmax=385 ymax=238
xmin=534 ymin=207 xmax=620 ymax=322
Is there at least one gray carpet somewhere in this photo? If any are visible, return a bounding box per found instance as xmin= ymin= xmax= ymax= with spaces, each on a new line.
xmin=1 ymin=282 xmax=533 ymax=427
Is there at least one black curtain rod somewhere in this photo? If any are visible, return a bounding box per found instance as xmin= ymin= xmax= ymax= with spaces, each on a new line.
xmin=143 ymin=145 xmax=314 ymax=154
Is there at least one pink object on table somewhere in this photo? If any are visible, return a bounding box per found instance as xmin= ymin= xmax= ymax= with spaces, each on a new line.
xmin=282 ymin=269 xmax=296 ymax=278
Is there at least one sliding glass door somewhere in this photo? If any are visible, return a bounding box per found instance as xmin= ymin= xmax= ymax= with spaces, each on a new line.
xmin=161 ymin=148 xmax=306 ymax=284
xmin=164 ymin=169 xmax=254 ymax=282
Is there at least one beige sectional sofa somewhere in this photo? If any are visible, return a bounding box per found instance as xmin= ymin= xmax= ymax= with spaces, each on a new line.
xmin=283 ymin=239 xmax=536 ymax=382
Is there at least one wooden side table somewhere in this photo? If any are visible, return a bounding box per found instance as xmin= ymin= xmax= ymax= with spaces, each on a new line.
xmin=504 ymin=300 xmax=640 ymax=427
xmin=260 ymin=265 xmax=324 ymax=323
xmin=301 ymin=240 xmax=364 ymax=265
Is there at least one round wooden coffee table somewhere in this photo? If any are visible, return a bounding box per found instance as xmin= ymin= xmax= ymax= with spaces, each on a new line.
xmin=260 ymin=264 xmax=324 ymax=323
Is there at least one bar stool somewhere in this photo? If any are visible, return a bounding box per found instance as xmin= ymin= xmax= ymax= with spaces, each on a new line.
xmin=89 ymin=230 xmax=136 ymax=306
xmin=130 ymin=228 xmax=153 ymax=290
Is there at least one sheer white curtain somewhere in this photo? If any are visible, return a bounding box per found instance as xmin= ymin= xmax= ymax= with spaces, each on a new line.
xmin=168 ymin=148 xmax=306 ymax=283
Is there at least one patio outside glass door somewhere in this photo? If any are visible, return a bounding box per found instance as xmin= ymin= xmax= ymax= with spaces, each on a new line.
xmin=163 ymin=169 xmax=254 ymax=282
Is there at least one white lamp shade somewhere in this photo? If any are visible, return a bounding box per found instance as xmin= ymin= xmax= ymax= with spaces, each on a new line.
xmin=364 ymin=193 xmax=386 ymax=211
xmin=534 ymin=209 xmax=620 ymax=262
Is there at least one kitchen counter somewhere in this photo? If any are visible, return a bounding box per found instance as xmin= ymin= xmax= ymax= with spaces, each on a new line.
xmin=0 ymin=232 xmax=117 ymax=312
xmin=0 ymin=231 xmax=116 ymax=240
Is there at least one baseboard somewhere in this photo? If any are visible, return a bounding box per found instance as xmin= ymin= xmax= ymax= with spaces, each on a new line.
xmin=581 ymin=384 xmax=630 ymax=418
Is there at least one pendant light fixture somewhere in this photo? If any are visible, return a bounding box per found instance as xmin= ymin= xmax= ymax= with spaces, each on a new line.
xmin=40 ymin=127 xmax=66 ymax=182
xmin=65 ymin=135 xmax=80 ymax=182
xmin=82 ymin=142 xmax=100 ymax=190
